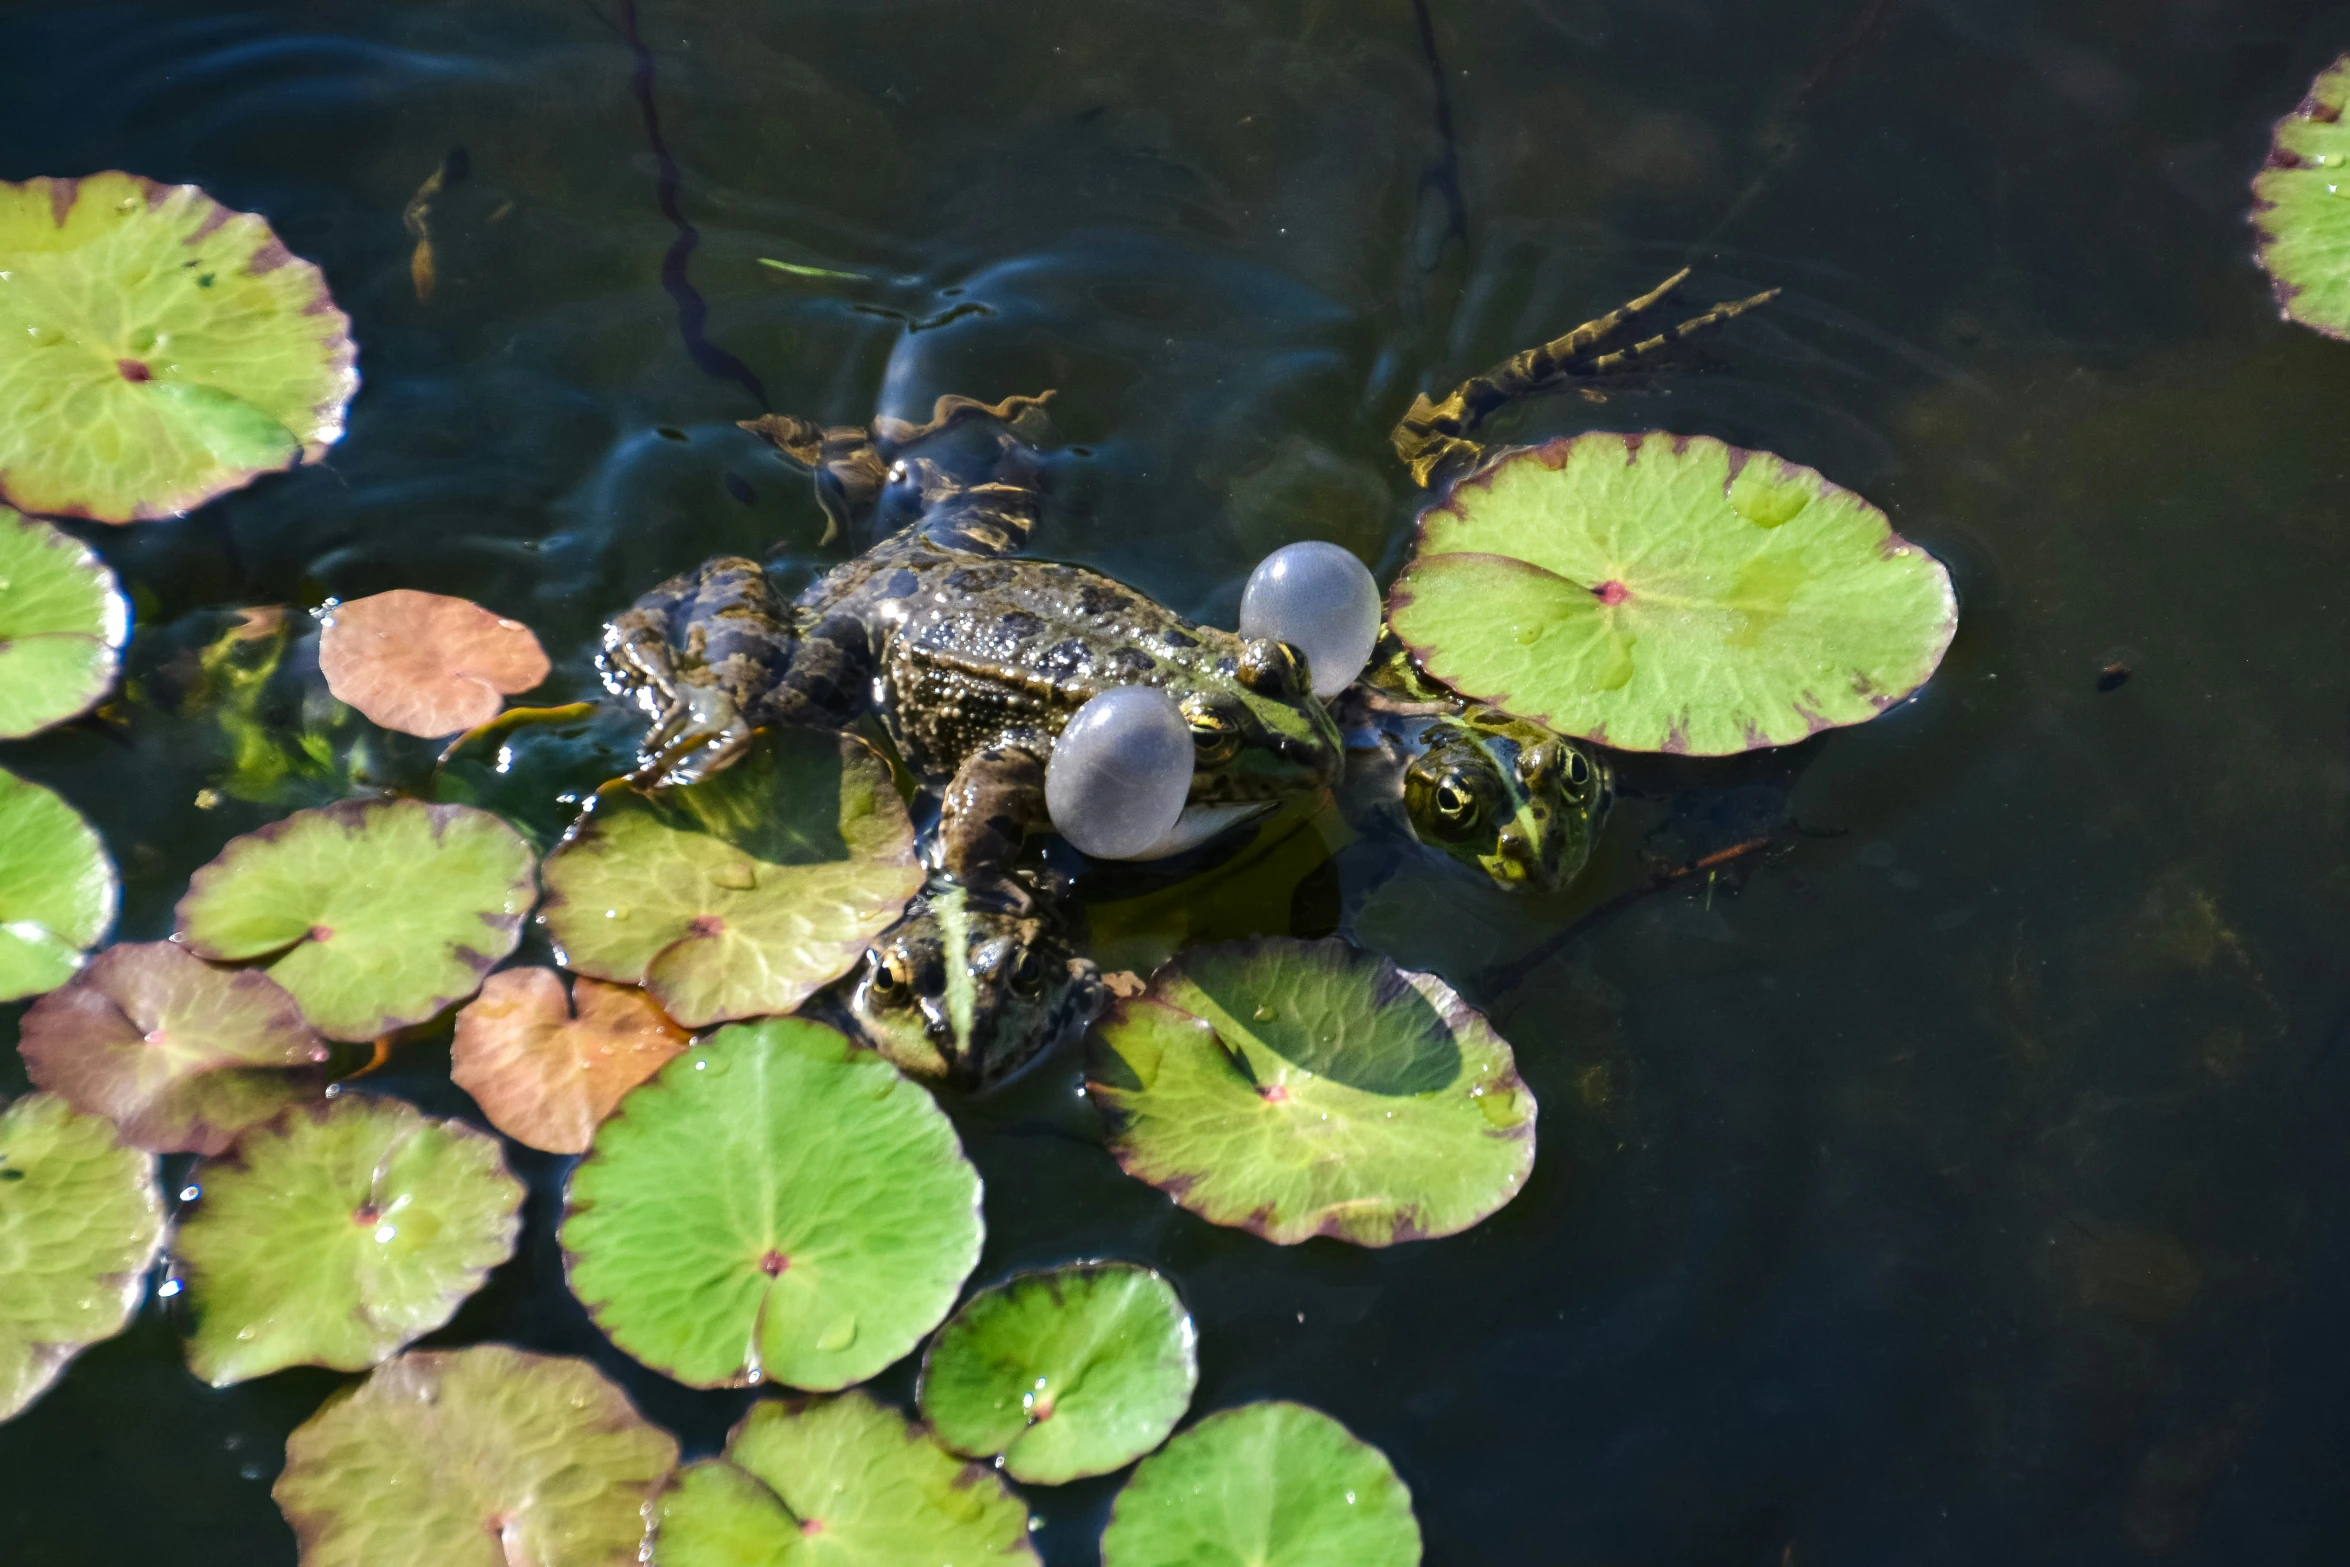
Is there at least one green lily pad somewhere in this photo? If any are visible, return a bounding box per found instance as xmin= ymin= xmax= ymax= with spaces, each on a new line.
xmin=274 ymin=1344 xmax=679 ymax=1567
xmin=174 ymin=798 xmax=536 ymax=1041
xmin=918 ymin=1263 xmax=1197 ymax=1484
xmin=650 ymin=1391 xmax=1036 ymax=1566
xmin=541 ymin=730 xmax=921 ymax=1029
xmin=0 ymin=1093 xmax=164 ymax=1423
xmin=0 ymin=509 xmax=127 ymax=738
xmin=562 ymin=1016 xmax=982 ymax=1391
xmin=17 ymin=940 xmax=328 ymax=1154
xmin=0 ymin=765 xmax=117 ymax=1002
xmin=0 ymin=171 xmax=358 ymax=523
xmin=1085 ymin=937 xmax=1534 ymax=1247
xmin=174 ymin=1093 xmax=523 ymax=1385
xmin=1386 ymin=432 xmax=1957 ymax=754
xmin=2254 ymin=55 xmax=2350 ymax=339
xmin=1100 ymin=1402 xmax=1420 ymax=1567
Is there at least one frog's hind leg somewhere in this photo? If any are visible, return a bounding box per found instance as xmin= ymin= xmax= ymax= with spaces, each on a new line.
xmin=1391 ymin=269 xmax=1779 ymax=487
xmin=742 ymin=391 xmax=1055 ymax=548
xmin=601 ymin=556 xmax=796 ymax=783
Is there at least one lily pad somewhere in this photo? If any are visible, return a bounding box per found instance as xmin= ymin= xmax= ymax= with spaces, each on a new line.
xmin=1099 ymin=1402 xmax=1420 ymax=1567
xmin=174 ymin=1093 xmax=523 ymax=1385
xmin=541 ymin=729 xmax=921 ymax=1029
xmin=317 ymin=590 xmax=551 ymax=738
xmin=174 ymin=798 xmax=536 ymax=1041
xmin=650 ymin=1391 xmax=1036 ymax=1567
xmin=0 ymin=765 xmax=117 ymax=1002
xmin=2254 ymin=55 xmax=2350 ymax=339
xmin=18 ymin=940 xmax=328 ymax=1154
xmin=1386 ymin=433 xmax=1957 ymax=754
xmin=0 ymin=171 xmax=358 ymax=523
xmin=0 ymin=509 xmax=127 ymax=738
xmin=918 ymin=1262 xmax=1197 ymax=1484
xmin=0 ymin=1093 xmax=165 ymax=1423
xmin=274 ymin=1344 xmax=679 ymax=1567
xmin=1085 ymin=937 xmax=1534 ymax=1247
xmin=451 ymin=967 xmax=690 ymax=1155
xmin=561 ymin=1016 xmax=982 ymax=1391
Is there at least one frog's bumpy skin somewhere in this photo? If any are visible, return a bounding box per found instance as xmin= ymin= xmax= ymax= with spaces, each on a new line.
xmin=1239 ymin=541 xmax=1381 ymax=699
xmin=1044 ymin=686 xmax=1194 ymax=859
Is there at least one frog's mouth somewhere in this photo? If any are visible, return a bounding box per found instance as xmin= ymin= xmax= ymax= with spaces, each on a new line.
xmin=1124 ymin=799 xmax=1277 ymax=860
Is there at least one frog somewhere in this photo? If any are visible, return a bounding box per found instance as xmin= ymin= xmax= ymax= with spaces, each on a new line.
xmin=599 ymin=392 xmax=1345 ymax=912
xmin=809 ymin=872 xmax=1105 ymax=1092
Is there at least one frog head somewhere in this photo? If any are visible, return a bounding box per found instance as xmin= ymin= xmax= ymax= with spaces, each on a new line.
xmin=1145 ymin=635 xmax=1346 ymax=858
xmin=836 ymin=884 xmax=1104 ymax=1092
xmin=1401 ymin=708 xmax=1610 ymax=893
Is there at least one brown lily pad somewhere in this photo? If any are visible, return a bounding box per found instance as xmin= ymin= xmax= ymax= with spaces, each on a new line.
xmin=17 ymin=941 xmax=329 ymax=1155
xmin=451 ymin=968 xmax=691 ymax=1155
xmin=317 ymin=590 xmax=551 ymax=738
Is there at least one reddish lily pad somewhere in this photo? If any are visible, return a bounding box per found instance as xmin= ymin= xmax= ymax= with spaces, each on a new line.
xmin=274 ymin=1344 xmax=679 ymax=1567
xmin=1388 ymin=433 xmax=1956 ymax=754
xmin=649 ymin=1391 xmax=1036 ymax=1566
xmin=0 ymin=508 xmax=127 ymax=739
xmin=317 ymin=590 xmax=551 ymax=738
xmin=18 ymin=940 xmax=328 ymax=1154
xmin=451 ymin=967 xmax=691 ymax=1155
xmin=0 ymin=765 xmax=117 ymax=1003
xmin=174 ymin=1093 xmax=523 ymax=1385
xmin=2253 ymin=55 xmax=2350 ymax=339
xmin=1086 ymin=937 xmax=1535 ymax=1246
xmin=174 ymin=798 xmax=536 ymax=1041
xmin=0 ymin=1093 xmax=165 ymax=1423
xmin=0 ymin=172 xmax=358 ymax=523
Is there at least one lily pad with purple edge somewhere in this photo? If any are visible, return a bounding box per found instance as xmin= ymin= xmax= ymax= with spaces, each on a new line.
xmin=0 ymin=171 xmax=358 ymax=523
xmin=540 ymin=729 xmax=920 ymax=1029
xmin=0 ymin=508 xmax=127 ymax=739
xmin=561 ymin=1016 xmax=982 ymax=1392
xmin=174 ymin=798 xmax=536 ymax=1041
xmin=1085 ymin=937 xmax=1534 ymax=1247
xmin=1386 ymin=432 xmax=1957 ymax=754
xmin=649 ymin=1391 xmax=1036 ymax=1567
xmin=918 ymin=1262 xmax=1197 ymax=1484
xmin=274 ymin=1344 xmax=679 ymax=1567
xmin=0 ymin=1093 xmax=165 ymax=1423
xmin=1099 ymin=1402 xmax=1420 ymax=1567
xmin=2252 ymin=55 xmax=2350 ymax=340
xmin=173 ymin=1093 xmax=523 ymax=1386
xmin=0 ymin=765 xmax=117 ymax=1003
xmin=18 ymin=941 xmax=328 ymax=1154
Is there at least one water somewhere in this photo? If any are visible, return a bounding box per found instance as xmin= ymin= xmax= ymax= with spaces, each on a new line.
xmin=6 ymin=0 xmax=2350 ymax=1560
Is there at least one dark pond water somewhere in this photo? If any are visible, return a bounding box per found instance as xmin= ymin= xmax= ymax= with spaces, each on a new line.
xmin=7 ymin=0 xmax=2350 ymax=1561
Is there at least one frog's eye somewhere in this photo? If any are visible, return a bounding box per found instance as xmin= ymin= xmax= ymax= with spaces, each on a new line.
xmin=1180 ymin=697 xmax=1242 ymax=764
xmin=869 ymin=947 xmax=916 ymax=1008
xmin=1008 ymin=947 xmax=1045 ymax=996
xmin=1435 ymin=772 xmax=1478 ymax=825
xmin=1235 ymin=638 xmax=1307 ymax=699
xmin=1563 ymin=747 xmax=1594 ymax=790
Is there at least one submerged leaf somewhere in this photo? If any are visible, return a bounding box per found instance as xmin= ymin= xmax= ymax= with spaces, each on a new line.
xmin=650 ymin=1391 xmax=1036 ymax=1566
xmin=0 ymin=765 xmax=117 ymax=1002
xmin=2253 ymin=55 xmax=2350 ymax=339
xmin=1086 ymin=937 xmax=1535 ymax=1246
xmin=919 ymin=1263 xmax=1197 ymax=1484
xmin=175 ymin=1094 xmax=523 ymax=1385
xmin=561 ymin=1017 xmax=982 ymax=1391
xmin=451 ymin=967 xmax=690 ymax=1154
xmin=174 ymin=798 xmax=536 ymax=1040
xmin=18 ymin=940 xmax=328 ymax=1154
xmin=0 ymin=172 xmax=358 ymax=523
xmin=1387 ymin=433 xmax=1956 ymax=753
xmin=541 ymin=730 xmax=920 ymax=1028
xmin=0 ymin=509 xmax=127 ymax=739
xmin=317 ymin=589 xmax=550 ymax=738
xmin=1100 ymin=1402 xmax=1420 ymax=1567
xmin=0 ymin=1094 xmax=164 ymax=1423
xmin=274 ymin=1344 xmax=678 ymax=1567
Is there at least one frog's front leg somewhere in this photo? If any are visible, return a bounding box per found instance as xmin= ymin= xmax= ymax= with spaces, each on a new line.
xmin=600 ymin=556 xmax=795 ymax=784
xmin=936 ymin=744 xmax=1049 ymax=913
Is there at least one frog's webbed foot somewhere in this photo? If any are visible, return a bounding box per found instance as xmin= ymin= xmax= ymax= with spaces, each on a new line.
xmin=600 ymin=556 xmax=795 ymax=784
xmin=1391 ymin=268 xmax=1779 ymax=488
xmin=936 ymin=744 xmax=1050 ymax=914
xmin=741 ymin=391 xmax=1056 ymax=548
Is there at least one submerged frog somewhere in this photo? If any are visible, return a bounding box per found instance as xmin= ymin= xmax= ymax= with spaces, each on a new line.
xmin=601 ymin=395 xmax=1344 ymax=910
xmin=811 ymin=875 xmax=1104 ymax=1091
